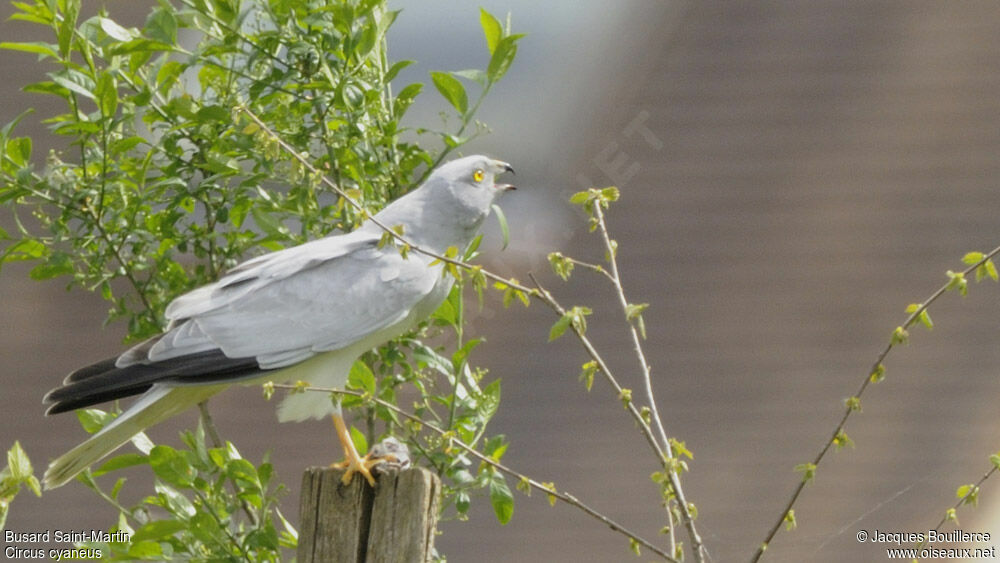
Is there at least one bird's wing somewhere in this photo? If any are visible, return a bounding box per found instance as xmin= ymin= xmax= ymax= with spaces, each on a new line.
xmin=45 ymin=231 xmax=444 ymax=416
xmin=130 ymin=231 xmax=442 ymax=370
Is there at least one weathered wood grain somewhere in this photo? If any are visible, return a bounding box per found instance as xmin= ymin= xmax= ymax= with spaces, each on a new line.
xmin=298 ymin=466 xmax=440 ymax=563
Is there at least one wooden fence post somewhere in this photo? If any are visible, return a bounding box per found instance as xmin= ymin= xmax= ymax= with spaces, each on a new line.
xmin=298 ymin=466 xmax=441 ymax=563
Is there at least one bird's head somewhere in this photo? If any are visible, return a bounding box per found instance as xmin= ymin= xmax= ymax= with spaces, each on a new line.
xmin=433 ymin=154 xmax=516 ymax=212
xmin=371 ymin=154 xmax=516 ymax=252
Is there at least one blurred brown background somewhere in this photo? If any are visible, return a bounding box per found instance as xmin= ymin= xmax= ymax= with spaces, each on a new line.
xmin=4 ymin=1 xmax=1000 ymax=561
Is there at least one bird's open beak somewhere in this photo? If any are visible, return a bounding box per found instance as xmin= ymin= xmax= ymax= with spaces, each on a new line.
xmin=495 ymin=161 xmax=516 ymax=190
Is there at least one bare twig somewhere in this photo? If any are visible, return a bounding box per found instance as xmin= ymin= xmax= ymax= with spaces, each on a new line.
xmin=922 ymin=455 xmax=999 ymax=548
xmin=528 ymin=274 xmax=667 ymax=463
xmin=271 ymin=383 xmax=678 ymax=562
xmin=752 ymin=245 xmax=1000 ymax=562
xmin=591 ymin=203 xmax=705 ymax=562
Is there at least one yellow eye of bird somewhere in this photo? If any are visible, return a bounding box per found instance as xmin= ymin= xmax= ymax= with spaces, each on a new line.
xmin=473 ymin=169 xmax=485 ymax=183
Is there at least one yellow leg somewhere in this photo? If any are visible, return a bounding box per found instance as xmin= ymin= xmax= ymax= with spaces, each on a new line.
xmin=329 ymin=413 xmax=379 ymax=486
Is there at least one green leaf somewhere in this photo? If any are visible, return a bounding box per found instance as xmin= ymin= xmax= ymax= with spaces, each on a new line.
xmin=189 ymin=511 xmax=222 ymax=544
xmin=251 ymin=206 xmax=289 ymax=239
xmin=145 ymin=7 xmax=178 ymax=44
xmin=95 ymin=72 xmax=118 ymax=117
xmin=945 ymin=270 xmax=968 ymax=296
xmin=962 ymin=251 xmax=985 ymax=265
xmin=890 ymin=326 xmax=909 ymax=345
xmin=50 ymin=69 xmax=96 ymax=100
xmin=547 ymin=252 xmax=574 ymax=281
xmin=618 ymin=388 xmax=632 ymax=409
xmin=155 ymin=481 xmax=195 ymax=518
xmin=7 ymin=441 xmax=33 ymax=481
xmin=985 ymin=259 xmax=999 ymax=282
xmin=149 ymin=446 xmax=195 ymax=488
xmin=126 ymin=540 xmax=164 ymax=559
xmin=487 ymin=34 xmax=524 ymax=83
xmin=92 ymin=453 xmax=148 ymax=477
xmin=77 ymin=409 xmax=116 ymax=434
xmin=917 ymin=310 xmax=933 ymax=330
xmin=99 ymin=17 xmax=136 ymax=42
xmin=349 ymin=426 xmax=368 ymax=456
xmin=491 ymin=203 xmax=509 ymax=250
xmin=478 ymin=379 xmax=501 ymax=422
xmin=395 ymin=82 xmax=423 ymax=107
xmin=579 ymin=361 xmax=598 ymax=391
xmin=29 ymin=251 xmax=74 ymax=280
xmin=670 ymin=438 xmax=694 ymax=460
xmin=131 ymin=520 xmax=187 ymax=543
xmin=225 ymin=458 xmax=260 ymax=488
xmin=869 ymin=363 xmax=886 ymax=383
xmin=794 ymin=462 xmax=817 ymax=484
xmin=5 ymin=136 xmax=31 ymax=166
xmin=348 ymin=360 xmax=376 ymax=395
xmin=489 ymin=473 xmax=514 ymax=525
xmin=57 ymin=0 xmax=79 ymax=58
xmin=479 ymin=8 xmax=503 ymax=54
xmin=832 ymin=430 xmax=854 ymax=451
xmin=956 ymin=484 xmax=979 ymax=506
xmin=452 ymin=68 xmax=487 ymax=87
xmin=784 ymin=509 xmax=797 ymax=531
xmin=549 ymin=314 xmax=571 ymax=341
xmin=430 ymin=71 xmax=468 ymax=114
xmin=0 ymin=42 xmax=58 ymax=59
xmin=844 ymin=396 xmax=862 ymax=412
xmin=385 ymin=59 xmax=414 ymax=82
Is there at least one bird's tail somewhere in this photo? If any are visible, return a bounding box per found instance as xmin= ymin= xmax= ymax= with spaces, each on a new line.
xmin=44 ymin=383 xmax=226 ymax=489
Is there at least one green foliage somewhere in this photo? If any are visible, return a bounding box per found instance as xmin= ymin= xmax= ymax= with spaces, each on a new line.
xmin=494 ymin=278 xmax=531 ymax=308
xmin=570 ymin=186 xmax=619 ymax=231
xmin=549 ymin=305 xmax=592 ymax=341
xmin=783 ymin=509 xmax=796 ymax=531
xmin=547 ymin=251 xmax=574 ymax=281
xmin=76 ymin=413 xmax=295 ymax=561
xmin=578 ymin=360 xmax=598 ymax=391
xmin=0 ymin=0 xmax=520 ymax=342
xmin=956 ymin=483 xmax=979 ymax=507
xmin=869 ymin=363 xmax=886 ymax=383
xmin=0 ymin=0 xmax=523 ymax=552
xmin=794 ymin=462 xmax=817 ymax=484
xmin=1 ymin=442 xmax=42 ymax=531
xmin=904 ymin=303 xmax=933 ymax=330
xmin=944 ymin=270 xmax=968 ymax=296
xmin=962 ymin=251 xmax=999 ymax=282
xmin=832 ymin=430 xmax=853 ymax=451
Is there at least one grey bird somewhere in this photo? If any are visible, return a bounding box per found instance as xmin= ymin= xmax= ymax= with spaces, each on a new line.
xmin=43 ymin=155 xmax=515 ymax=489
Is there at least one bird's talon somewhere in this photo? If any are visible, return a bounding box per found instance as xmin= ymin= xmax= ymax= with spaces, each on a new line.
xmin=330 ymin=453 xmax=384 ymax=486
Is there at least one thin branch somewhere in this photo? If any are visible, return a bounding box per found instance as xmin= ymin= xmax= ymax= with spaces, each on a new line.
xmin=528 ymin=274 xmax=667 ymax=463
xmin=922 ymin=456 xmax=1000 ymax=548
xmin=565 ymin=256 xmax=616 ymax=283
xmin=592 ymin=203 xmax=705 ymax=562
xmin=271 ymin=383 xmax=677 ymax=562
xmin=751 ymin=245 xmax=1000 ymax=562
xmin=198 ymin=401 xmax=224 ymax=448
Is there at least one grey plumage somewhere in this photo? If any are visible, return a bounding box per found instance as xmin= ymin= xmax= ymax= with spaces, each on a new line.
xmin=43 ymin=155 xmax=514 ymax=488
